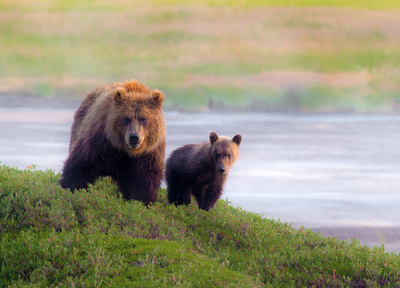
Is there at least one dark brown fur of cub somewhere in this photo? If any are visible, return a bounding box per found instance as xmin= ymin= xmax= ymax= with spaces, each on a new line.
xmin=165 ymin=132 xmax=241 ymax=211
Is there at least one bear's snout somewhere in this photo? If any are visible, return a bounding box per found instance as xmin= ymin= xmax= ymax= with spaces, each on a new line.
xmin=125 ymin=128 xmax=145 ymax=153
xmin=128 ymin=133 xmax=140 ymax=148
xmin=217 ymin=167 xmax=225 ymax=174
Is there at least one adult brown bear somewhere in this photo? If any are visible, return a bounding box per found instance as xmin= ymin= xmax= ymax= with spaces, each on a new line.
xmin=59 ymin=80 xmax=165 ymax=205
xmin=165 ymin=132 xmax=241 ymax=211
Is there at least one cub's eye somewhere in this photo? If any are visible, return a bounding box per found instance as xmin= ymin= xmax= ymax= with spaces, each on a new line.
xmin=215 ymin=152 xmax=221 ymax=159
xmin=227 ymin=153 xmax=232 ymax=158
xmin=123 ymin=117 xmax=130 ymax=125
xmin=139 ymin=118 xmax=147 ymax=124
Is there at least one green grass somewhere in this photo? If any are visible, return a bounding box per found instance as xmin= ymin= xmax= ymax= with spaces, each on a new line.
xmin=2 ymin=232 xmax=254 ymax=287
xmin=1 ymin=164 xmax=400 ymax=287
xmin=1 ymin=0 xmax=400 ymax=111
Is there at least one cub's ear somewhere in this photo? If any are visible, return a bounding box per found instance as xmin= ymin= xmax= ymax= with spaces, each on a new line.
xmin=232 ymin=134 xmax=242 ymax=146
xmin=114 ymin=88 xmax=126 ymax=103
xmin=209 ymin=131 xmax=219 ymax=143
xmin=149 ymin=90 xmax=164 ymax=108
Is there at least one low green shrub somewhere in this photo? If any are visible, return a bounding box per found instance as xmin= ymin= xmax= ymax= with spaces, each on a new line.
xmin=1 ymin=165 xmax=399 ymax=287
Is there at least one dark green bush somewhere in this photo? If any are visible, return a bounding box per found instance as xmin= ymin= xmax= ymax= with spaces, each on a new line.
xmin=1 ymin=165 xmax=399 ymax=287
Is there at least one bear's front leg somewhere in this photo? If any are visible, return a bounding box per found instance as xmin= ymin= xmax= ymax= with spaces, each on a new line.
xmin=166 ymin=172 xmax=192 ymax=206
xmin=192 ymin=188 xmax=206 ymax=210
xmin=118 ymin=175 xmax=157 ymax=205
xmin=59 ymin=157 xmax=97 ymax=192
xmin=117 ymin=166 xmax=161 ymax=206
xmin=198 ymin=187 xmax=223 ymax=211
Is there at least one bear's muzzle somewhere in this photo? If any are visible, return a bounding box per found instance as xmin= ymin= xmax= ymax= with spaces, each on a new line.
xmin=128 ymin=133 xmax=141 ymax=149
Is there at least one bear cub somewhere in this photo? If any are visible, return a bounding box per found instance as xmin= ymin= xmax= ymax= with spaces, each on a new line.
xmin=165 ymin=132 xmax=242 ymax=211
xmin=59 ymin=80 xmax=165 ymax=205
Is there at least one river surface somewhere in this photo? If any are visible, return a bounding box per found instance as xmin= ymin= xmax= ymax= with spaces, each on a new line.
xmin=1 ymin=99 xmax=400 ymax=251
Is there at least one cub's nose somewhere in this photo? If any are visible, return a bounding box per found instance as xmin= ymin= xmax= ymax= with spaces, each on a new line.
xmin=129 ymin=133 xmax=140 ymax=145
xmin=217 ymin=167 xmax=225 ymax=174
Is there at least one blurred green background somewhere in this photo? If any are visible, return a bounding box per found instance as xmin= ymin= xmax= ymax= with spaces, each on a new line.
xmin=1 ymin=0 xmax=400 ymax=111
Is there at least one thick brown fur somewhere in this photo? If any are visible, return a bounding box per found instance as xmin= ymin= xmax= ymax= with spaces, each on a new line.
xmin=59 ymin=80 xmax=165 ymax=205
xmin=165 ymin=132 xmax=242 ymax=211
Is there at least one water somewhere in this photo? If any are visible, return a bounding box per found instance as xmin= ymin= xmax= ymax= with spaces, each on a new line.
xmin=166 ymin=112 xmax=400 ymax=229
xmin=1 ymin=106 xmax=400 ymax=250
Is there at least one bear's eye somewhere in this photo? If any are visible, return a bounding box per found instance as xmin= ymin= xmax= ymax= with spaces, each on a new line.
xmin=123 ymin=117 xmax=131 ymax=125
xmin=227 ymin=153 xmax=232 ymax=158
xmin=139 ymin=117 xmax=147 ymax=124
xmin=215 ymin=152 xmax=221 ymax=159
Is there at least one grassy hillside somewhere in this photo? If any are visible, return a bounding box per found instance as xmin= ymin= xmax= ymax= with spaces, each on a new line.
xmin=1 ymin=0 xmax=400 ymax=111
xmin=1 ymin=164 xmax=400 ymax=287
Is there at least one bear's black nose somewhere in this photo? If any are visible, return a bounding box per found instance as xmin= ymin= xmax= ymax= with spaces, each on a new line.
xmin=218 ymin=167 xmax=225 ymax=174
xmin=129 ymin=133 xmax=140 ymax=145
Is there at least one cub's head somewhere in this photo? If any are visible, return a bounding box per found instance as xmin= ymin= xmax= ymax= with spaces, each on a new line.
xmin=107 ymin=80 xmax=165 ymax=156
xmin=209 ymin=131 xmax=242 ymax=174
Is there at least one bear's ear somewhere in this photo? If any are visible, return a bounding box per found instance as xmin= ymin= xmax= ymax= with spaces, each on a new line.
xmin=232 ymin=134 xmax=242 ymax=146
xmin=149 ymin=90 xmax=164 ymax=109
xmin=209 ymin=131 xmax=219 ymax=143
xmin=114 ymin=88 xmax=126 ymax=103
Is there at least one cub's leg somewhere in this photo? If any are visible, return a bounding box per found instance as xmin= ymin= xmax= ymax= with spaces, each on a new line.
xmin=198 ymin=187 xmax=222 ymax=211
xmin=167 ymin=178 xmax=192 ymax=206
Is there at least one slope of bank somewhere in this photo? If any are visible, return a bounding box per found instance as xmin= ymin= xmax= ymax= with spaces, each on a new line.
xmin=1 ymin=165 xmax=399 ymax=287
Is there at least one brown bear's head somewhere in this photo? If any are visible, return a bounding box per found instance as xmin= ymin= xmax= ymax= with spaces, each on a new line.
xmin=209 ymin=131 xmax=241 ymax=174
xmin=107 ymin=81 xmax=165 ymax=156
